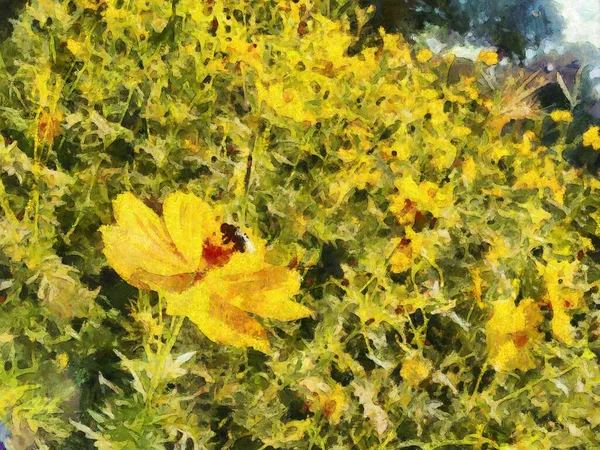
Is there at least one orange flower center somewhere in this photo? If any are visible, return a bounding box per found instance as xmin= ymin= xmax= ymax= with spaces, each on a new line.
xmin=202 ymin=239 xmax=235 ymax=267
xmin=511 ymin=332 xmax=529 ymax=348
xmin=198 ymin=223 xmax=249 ymax=272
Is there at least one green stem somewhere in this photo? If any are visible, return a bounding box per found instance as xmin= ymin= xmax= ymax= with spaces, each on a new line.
xmin=496 ymin=364 xmax=576 ymax=405
xmin=145 ymin=313 xmax=185 ymax=407
xmin=65 ymin=163 xmax=100 ymax=242
xmin=468 ymin=361 xmax=488 ymax=410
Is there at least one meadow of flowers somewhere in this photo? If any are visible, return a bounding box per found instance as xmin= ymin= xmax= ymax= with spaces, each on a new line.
xmin=1 ymin=0 xmax=600 ymax=448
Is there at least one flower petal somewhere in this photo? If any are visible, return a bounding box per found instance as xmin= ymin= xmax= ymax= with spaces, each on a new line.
xmin=112 ymin=192 xmax=183 ymax=262
xmin=165 ymin=284 xmax=271 ymax=353
xmin=551 ymin=309 xmax=574 ymax=345
xmin=205 ymin=251 xmax=310 ymax=321
xmin=128 ymin=270 xmax=196 ymax=293
xmin=101 ymin=225 xmax=193 ymax=290
xmin=490 ymin=340 xmax=535 ymax=373
xmin=163 ymin=192 xmax=223 ymax=270
xmin=485 ymin=298 xmax=542 ymax=372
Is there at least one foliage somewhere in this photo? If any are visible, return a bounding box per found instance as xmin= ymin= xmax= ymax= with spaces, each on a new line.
xmin=0 ymin=0 xmax=600 ymax=449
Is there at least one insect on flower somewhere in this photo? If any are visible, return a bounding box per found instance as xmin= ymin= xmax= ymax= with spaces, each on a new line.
xmin=100 ymin=191 xmax=312 ymax=352
xmin=220 ymin=223 xmax=255 ymax=254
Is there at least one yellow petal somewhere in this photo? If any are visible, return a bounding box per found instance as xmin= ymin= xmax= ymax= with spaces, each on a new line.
xmin=485 ymin=299 xmax=542 ymax=372
xmin=389 ymin=249 xmax=412 ymax=273
xmin=165 ymin=284 xmax=271 ymax=352
xmin=162 ymin=192 xmax=223 ymax=270
xmin=235 ymin=268 xmax=309 ymax=320
xmin=128 ymin=270 xmax=196 ymax=293
xmin=112 ymin=192 xmax=177 ymax=258
xmin=401 ymin=355 xmax=431 ymax=387
xmin=101 ymin=225 xmax=192 ymax=289
xmin=207 ymin=257 xmax=310 ymax=321
xmin=552 ymin=309 xmax=574 ymax=345
xmin=490 ymin=340 xmax=535 ymax=372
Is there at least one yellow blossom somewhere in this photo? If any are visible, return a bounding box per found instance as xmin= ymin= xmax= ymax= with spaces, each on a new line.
xmin=485 ymin=298 xmax=542 ymax=372
xmin=66 ymin=39 xmax=88 ymax=59
xmin=537 ymin=258 xmax=585 ymax=345
xmin=401 ymin=354 xmax=431 ymax=387
xmin=317 ymin=384 xmax=347 ymax=424
xmin=37 ymin=110 xmax=63 ymax=145
xmin=583 ymin=126 xmax=600 ymax=150
xmin=461 ymin=156 xmax=477 ymax=183
xmin=485 ymin=235 xmax=518 ymax=266
xmin=389 ymin=175 xmax=455 ymax=219
xmin=514 ymin=131 xmax=537 ymax=155
xmin=389 ymin=250 xmax=411 ymax=274
xmin=416 ymin=48 xmax=433 ymax=63
xmin=300 ymin=378 xmax=348 ymax=424
xmin=550 ymin=110 xmax=573 ymax=123
xmin=56 ymin=353 xmax=69 ymax=372
xmin=452 ymin=125 xmax=472 ymax=138
xmin=256 ymin=82 xmax=319 ymax=124
xmin=389 ymin=227 xmax=424 ymax=273
xmin=513 ymin=160 xmax=566 ymax=205
xmin=478 ymin=50 xmax=499 ymax=66
xmin=421 ymin=89 xmax=439 ymax=100
xmin=101 ymin=192 xmax=311 ymax=352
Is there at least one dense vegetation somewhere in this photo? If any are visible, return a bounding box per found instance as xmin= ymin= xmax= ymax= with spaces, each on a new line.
xmin=1 ymin=0 xmax=600 ymax=448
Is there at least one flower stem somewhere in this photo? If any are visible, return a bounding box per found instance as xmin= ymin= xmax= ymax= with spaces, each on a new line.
xmin=145 ymin=313 xmax=185 ymax=408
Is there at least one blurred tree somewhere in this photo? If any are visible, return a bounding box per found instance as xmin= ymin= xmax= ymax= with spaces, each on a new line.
xmin=0 ymin=0 xmax=26 ymax=41
xmin=365 ymin=0 xmax=564 ymax=56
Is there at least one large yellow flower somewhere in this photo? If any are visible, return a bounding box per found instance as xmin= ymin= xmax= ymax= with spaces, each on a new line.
xmin=100 ymin=191 xmax=311 ymax=352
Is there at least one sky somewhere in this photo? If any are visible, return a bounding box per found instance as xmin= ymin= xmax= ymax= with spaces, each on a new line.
xmin=556 ymin=0 xmax=600 ymax=48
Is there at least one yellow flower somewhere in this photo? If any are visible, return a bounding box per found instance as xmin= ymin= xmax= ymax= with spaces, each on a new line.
xmin=537 ymin=259 xmax=584 ymax=345
xmin=56 ymin=353 xmax=69 ymax=372
xmin=401 ymin=354 xmax=431 ymax=387
xmin=389 ymin=228 xmax=424 ymax=274
xmin=485 ymin=235 xmax=519 ymax=266
xmin=485 ymin=298 xmax=542 ymax=372
xmin=389 ymin=175 xmax=455 ymax=219
xmin=513 ymin=159 xmax=566 ymax=205
xmin=477 ymin=50 xmax=499 ymax=66
xmin=461 ymin=156 xmax=477 ymax=183
xmin=389 ymin=249 xmax=411 ymax=274
xmin=256 ymin=82 xmax=318 ymax=124
xmin=583 ymin=126 xmax=600 ymax=150
xmin=452 ymin=125 xmax=472 ymax=138
xmin=66 ymin=39 xmax=88 ymax=59
xmin=37 ymin=110 xmax=63 ymax=145
xmin=416 ymin=48 xmax=433 ymax=63
xmin=101 ymin=192 xmax=311 ymax=352
xmin=319 ymin=385 xmax=347 ymax=424
xmin=300 ymin=378 xmax=348 ymax=424
xmin=550 ymin=110 xmax=573 ymax=123
xmin=513 ymin=131 xmax=537 ymax=155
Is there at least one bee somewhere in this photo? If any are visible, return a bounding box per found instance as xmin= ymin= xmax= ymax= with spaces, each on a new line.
xmin=220 ymin=223 xmax=255 ymax=253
